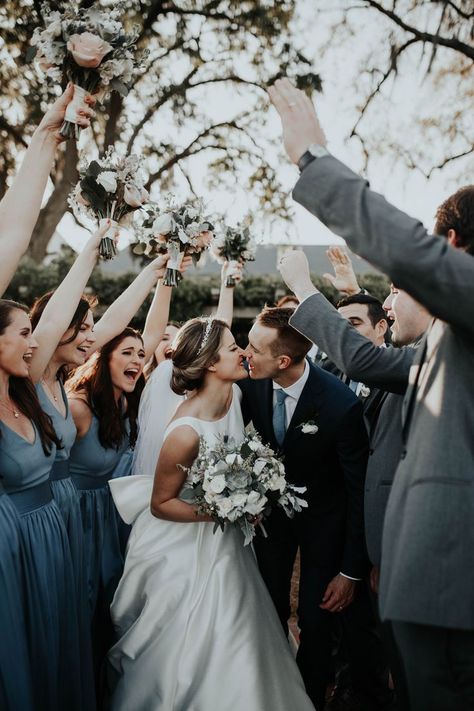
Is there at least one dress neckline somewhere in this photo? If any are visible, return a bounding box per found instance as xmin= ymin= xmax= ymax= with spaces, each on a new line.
xmin=0 ymin=418 xmax=37 ymax=446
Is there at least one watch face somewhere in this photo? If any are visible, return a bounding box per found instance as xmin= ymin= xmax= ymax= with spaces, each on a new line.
xmin=308 ymin=143 xmax=329 ymax=159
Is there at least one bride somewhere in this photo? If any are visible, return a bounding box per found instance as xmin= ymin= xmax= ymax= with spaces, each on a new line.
xmin=108 ymin=317 xmax=315 ymax=710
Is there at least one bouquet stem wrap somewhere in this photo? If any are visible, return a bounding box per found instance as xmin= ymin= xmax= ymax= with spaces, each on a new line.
xmin=60 ymin=84 xmax=88 ymax=140
xmin=98 ymin=217 xmax=118 ymax=260
xmin=225 ymin=259 xmax=241 ymax=287
xmin=162 ymin=241 xmax=183 ymax=287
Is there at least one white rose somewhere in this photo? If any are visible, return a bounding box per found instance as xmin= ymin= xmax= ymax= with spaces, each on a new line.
xmin=216 ymin=497 xmax=234 ymax=518
xmin=359 ymin=385 xmax=371 ymax=398
xmin=96 ymin=171 xmax=117 ymax=193
xmin=301 ymin=423 xmax=318 ymax=434
xmin=267 ymin=474 xmax=286 ymax=493
xmin=244 ymin=491 xmax=267 ymax=516
xmin=230 ymin=492 xmax=247 ymax=508
xmin=152 ymin=214 xmax=173 ymax=235
xmin=208 ymin=474 xmax=226 ymax=494
xmin=247 ymin=439 xmax=260 ymax=452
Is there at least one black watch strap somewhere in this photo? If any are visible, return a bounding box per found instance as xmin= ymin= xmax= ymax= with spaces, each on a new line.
xmin=297 ymin=150 xmax=316 ymax=174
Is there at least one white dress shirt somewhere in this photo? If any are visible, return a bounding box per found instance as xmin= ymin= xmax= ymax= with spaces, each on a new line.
xmin=272 ymin=359 xmax=360 ymax=583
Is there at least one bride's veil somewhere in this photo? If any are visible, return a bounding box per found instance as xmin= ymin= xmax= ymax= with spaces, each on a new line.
xmin=109 ymin=358 xmax=185 ymax=525
xmin=132 ymin=359 xmax=184 ymax=478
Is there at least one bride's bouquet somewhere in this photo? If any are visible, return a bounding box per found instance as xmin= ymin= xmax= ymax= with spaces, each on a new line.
xmin=132 ymin=197 xmax=214 ymax=287
xmin=182 ymin=430 xmax=307 ymax=545
xmin=68 ymin=148 xmax=149 ymax=260
xmin=28 ymin=2 xmax=146 ymax=139
xmin=212 ymin=221 xmax=256 ymax=286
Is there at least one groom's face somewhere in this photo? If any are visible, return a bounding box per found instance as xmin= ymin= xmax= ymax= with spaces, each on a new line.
xmin=246 ymin=323 xmax=283 ymax=380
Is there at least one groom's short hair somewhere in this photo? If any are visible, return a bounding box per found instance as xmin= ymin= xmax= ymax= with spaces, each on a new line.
xmin=256 ymin=307 xmax=312 ymax=364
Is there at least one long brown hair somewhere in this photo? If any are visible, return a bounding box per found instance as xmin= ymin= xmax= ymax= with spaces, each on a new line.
xmin=66 ymin=328 xmax=145 ymax=449
xmin=0 ymin=300 xmax=61 ymax=455
xmin=30 ymin=291 xmax=98 ymax=381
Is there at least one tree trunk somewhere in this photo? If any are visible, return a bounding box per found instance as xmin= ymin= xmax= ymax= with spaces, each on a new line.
xmin=28 ymin=141 xmax=78 ymax=263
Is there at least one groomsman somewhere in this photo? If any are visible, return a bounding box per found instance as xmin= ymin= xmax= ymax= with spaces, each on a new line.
xmin=239 ymin=306 xmax=372 ymax=710
xmin=268 ymin=77 xmax=474 ymax=711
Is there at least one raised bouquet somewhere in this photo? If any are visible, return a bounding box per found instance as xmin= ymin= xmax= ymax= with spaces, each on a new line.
xmin=29 ymin=1 xmax=146 ymax=139
xmin=212 ymin=221 xmax=256 ymax=286
xmin=68 ymin=148 xmax=149 ymax=260
xmin=132 ymin=198 xmax=214 ymax=287
xmin=181 ymin=430 xmax=307 ymax=545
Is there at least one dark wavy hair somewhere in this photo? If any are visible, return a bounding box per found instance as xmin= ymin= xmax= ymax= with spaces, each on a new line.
xmin=30 ymin=291 xmax=98 ymax=381
xmin=435 ymin=186 xmax=474 ymax=255
xmin=65 ymin=328 xmax=145 ymax=449
xmin=0 ymin=300 xmax=61 ymax=455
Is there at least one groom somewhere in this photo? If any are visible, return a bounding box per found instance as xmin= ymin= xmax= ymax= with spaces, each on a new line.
xmin=239 ymin=306 xmax=369 ymax=709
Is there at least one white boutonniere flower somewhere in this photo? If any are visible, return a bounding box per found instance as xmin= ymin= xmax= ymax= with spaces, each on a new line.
xmin=298 ymin=420 xmax=319 ymax=435
xmin=359 ymin=385 xmax=371 ymax=398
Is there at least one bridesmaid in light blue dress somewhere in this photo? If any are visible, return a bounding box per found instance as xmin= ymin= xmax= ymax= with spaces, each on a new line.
xmin=0 ymin=300 xmax=83 ymax=711
xmin=0 ymin=476 xmax=34 ymax=711
xmin=67 ymin=327 xmax=147 ymax=692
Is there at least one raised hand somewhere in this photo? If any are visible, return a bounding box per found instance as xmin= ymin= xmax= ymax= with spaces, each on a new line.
xmin=323 ymin=246 xmax=361 ymax=296
xmin=278 ymin=249 xmax=317 ymax=302
xmin=267 ymin=78 xmax=326 ymax=164
xmin=37 ymin=83 xmax=96 ymax=145
xmin=222 ymin=259 xmax=244 ymax=286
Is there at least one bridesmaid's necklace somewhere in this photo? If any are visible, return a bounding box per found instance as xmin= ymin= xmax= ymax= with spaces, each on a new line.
xmin=0 ymin=399 xmax=20 ymax=418
xmin=42 ymin=377 xmax=59 ymax=403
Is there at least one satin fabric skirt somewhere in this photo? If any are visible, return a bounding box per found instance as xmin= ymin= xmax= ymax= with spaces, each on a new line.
xmin=74 ymin=477 xmax=125 ymax=695
xmin=51 ymin=465 xmax=96 ymax=710
xmin=108 ymin=506 xmax=315 ymax=711
xmin=9 ymin=482 xmax=84 ymax=711
xmin=0 ymin=491 xmax=34 ymax=711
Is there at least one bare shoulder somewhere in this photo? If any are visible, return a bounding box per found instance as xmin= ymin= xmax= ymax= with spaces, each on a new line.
xmin=160 ymin=424 xmax=200 ymax=463
xmin=68 ymin=393 xmax=93 ymax=438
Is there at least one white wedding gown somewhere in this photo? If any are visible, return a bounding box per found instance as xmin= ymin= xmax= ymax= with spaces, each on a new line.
xmin=108 ymin=384 xmax=315 ymax=711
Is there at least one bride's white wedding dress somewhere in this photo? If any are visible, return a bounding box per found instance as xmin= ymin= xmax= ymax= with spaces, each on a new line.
xmin=108 ymin=371 xmax=315 ymax=710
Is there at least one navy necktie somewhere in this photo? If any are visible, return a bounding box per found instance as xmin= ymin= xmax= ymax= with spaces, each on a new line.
xmin=273 ymin=389 xmax=288 ymax=447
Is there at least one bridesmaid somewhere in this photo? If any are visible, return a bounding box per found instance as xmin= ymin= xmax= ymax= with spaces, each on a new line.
xmin=0 ymin=300 xmax=82 ymax=710
xmin=0 ymin=476 xmax=34 ymax=710
xmin=66 ymin=328 xmax=148 ymax=691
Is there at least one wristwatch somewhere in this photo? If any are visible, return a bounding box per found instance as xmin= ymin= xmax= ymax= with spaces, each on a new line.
xmin=297 ymin=143 xmax=330 ymax=173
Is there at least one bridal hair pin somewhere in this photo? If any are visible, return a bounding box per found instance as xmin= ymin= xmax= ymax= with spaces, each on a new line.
xmin=197 ymin=317 xmax=214 ymax=356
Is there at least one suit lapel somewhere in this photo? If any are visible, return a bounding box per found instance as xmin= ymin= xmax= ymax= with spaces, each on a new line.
xmin=401 ymin=328 xmax=429 ymax=441
xmin=283 ymin=366 xmax=322 ymax=447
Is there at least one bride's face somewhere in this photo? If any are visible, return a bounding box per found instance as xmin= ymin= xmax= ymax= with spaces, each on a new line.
xmin=210 ymin=328 xmax=248 ymax=382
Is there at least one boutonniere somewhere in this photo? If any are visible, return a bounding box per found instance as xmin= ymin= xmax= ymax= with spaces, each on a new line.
xmin=359 ymin=385 xmax=371 ymax=398
xmin=297 ymin=419 xmax=319 ymax=435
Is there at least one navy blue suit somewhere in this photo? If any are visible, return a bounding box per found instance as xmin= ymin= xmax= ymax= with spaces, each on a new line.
xmin=239 ymin=363 xmax=369 ymax=708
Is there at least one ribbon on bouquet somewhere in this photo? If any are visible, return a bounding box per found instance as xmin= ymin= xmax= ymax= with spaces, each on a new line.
xmin=109 ymin=475 xmax=155 ymax=525
xmin=64 ymin=84 xmax=89 ymax=124
xmin=225 ymin=259 xmax=241 ymax=287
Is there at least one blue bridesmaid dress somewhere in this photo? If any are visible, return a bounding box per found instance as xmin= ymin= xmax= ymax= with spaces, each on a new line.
xmin=0 ymin=477 xmax=34 ymax=711
xmin=37 ymin=381 xmax=96 ymax=709
xmin=0 ymin=421 xmax=83 ymax=711
xmin=69 ymin=411 xmax=130 ymax=690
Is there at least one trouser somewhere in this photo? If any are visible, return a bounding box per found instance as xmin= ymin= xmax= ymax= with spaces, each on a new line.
xmin=391 ymin=620 xmax=474 ymax=711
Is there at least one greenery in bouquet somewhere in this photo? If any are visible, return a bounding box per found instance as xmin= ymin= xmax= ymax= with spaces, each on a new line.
xmin=28 ymin=1 xmax=147 ymax=139
xmin=68 ymin=148 xmax=149 ymax=260
xmin=181 ymin=430 xmax=307 ymax=545
xmin=132 ymin=197 xmax=214 ymax=287
xmin=212 ymin=221 xmax=256 ymax=287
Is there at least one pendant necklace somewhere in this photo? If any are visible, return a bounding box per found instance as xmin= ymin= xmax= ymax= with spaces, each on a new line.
xmin=0 ymin=399 xmax=20 ymax=418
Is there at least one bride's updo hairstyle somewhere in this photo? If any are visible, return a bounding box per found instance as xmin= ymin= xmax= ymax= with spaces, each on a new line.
xmin=171 ymin=317 xmax=228 ymax=396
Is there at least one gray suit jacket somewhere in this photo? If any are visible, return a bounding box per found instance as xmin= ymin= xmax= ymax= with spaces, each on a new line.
xmin=291 ymin=294 xmax=417 ymax=568
xmin=293 ymin=156 xmax=474 ymax=630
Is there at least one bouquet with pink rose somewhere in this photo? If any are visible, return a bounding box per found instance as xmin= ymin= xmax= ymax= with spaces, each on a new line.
xmin=133 ymin=197 xmax=214 ymax=287
xmin=68 ymin=148 xmax=150 ymax=260
xmin=28 ymin=2 xmax=147 ymax=139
